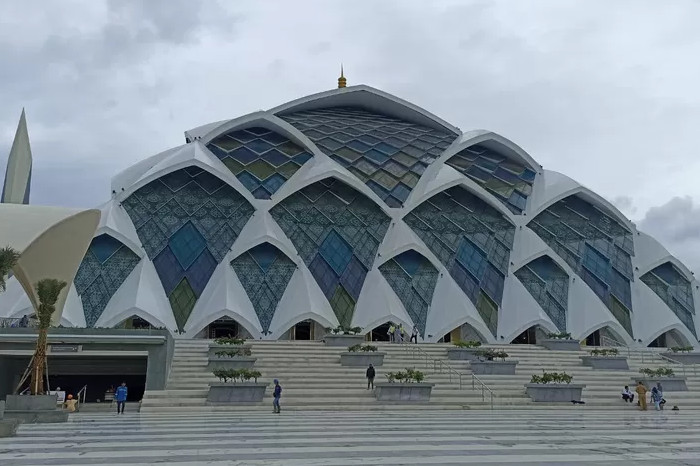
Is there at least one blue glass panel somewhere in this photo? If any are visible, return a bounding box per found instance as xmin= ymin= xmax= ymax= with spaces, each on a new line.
xmin=185 ymin=249 xmax=217 ymax=297
xmin=251 ymin=186 xmax=271 ymax=199
xmin=364 ymin=149 xmax=390 ymax=165
xmin=262 ymin=149 xmax=289 ymax=167
xmin=193 ymin=171 xmax=225 ymax=194
xmin=248 ymin=243 xmax=280 ymax=272
xmin=393 ymin=249 xmax=425 ymax=277
xmin=227 ymin=130 xmax=257 ymax=143
xmin=391 ymin=183 xmax=411 ymax=202
xmin=228 ymin=146 xmax=259 ymax=164
xmin=293 ymin=152 xmax=313 ymax=165
xmin=340 ymin=256 xmax=367 ymax=300
xmin=160 ymin=170 xmax=192 ymax=191
xmin=90 ymin=234 xmax=124 ymax=264
xmin=262 ymin=173 xmax=287 ymax=194
xmin=521 ymin=168 xmax=537 ymax=182
xmin=641 ymin=262 xmax=696 ymax=337
xmin=169 ymin=222 xmax=207 ymax=270
xmin=247 ymin=139 xmax=274 ymax=154
xmin=236 ymin=171 xmax=260 ymax=192
xmin=456 ymin=238 xmax=487 ymax=280
xmin=309 ymin=253 xmax=339 ymax=298
xmin=153 ymin=247 xmax=185 ymax=295
xmin=319 ymin=230 xmax=353 ymax=275
xmin=515 ymin=255 xmax=569 ymax=331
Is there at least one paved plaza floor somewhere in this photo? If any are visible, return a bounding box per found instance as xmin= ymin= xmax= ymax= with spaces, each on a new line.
xmin=1 ymin=409 xmax=699 ymax=465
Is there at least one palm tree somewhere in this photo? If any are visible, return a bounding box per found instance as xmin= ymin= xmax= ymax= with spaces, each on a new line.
xmin=30 ymin=278 xmax=67 ymax=395
xmin=0 ymin=246 xmax=20 ymax=292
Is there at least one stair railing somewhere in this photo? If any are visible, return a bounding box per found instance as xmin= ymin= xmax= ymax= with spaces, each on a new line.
xmin=401 ymin=342 xmax=495 ymax=409
xmin=76 ymin=385 xmax=88 ymax=405
xmin=600 ymin=335 xmax=698 ymax=374
xmin=657 ymin=353 xmax=698 ymax=377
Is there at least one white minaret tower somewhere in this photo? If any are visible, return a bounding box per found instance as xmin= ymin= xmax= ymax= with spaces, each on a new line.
xmin=1 ymin=109 xmax=33 ymax=204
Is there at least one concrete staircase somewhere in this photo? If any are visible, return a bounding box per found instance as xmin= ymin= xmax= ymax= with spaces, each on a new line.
xmin=140 ymin=339 xmax=700 ymax=412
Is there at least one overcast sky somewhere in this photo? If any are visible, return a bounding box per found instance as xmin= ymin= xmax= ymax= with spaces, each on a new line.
xmin=1 ymin=0 xmax=699 ymax=271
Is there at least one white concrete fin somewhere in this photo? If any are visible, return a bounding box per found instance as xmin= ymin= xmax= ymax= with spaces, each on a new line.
xmin=61 ymin=284 xmax=86 ymax=327
xmin=500 ymin=274 xmax=558 ymax=342
xmin=229 ymin=211 xmax=299 ymax=263
xmin=352 ymin=268 xmax=413 ymax=333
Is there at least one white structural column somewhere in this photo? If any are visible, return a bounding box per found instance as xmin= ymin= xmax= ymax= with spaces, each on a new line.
xmin=1 ymin=109 xmax=32 ymax=204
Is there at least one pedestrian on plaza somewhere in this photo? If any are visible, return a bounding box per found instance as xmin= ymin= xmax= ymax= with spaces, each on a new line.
xmin=410 ymin=326 xmax=419 ymax=344
xmin=273 ymin=379 xmax=282 ymax=414
xmin=651 ymin=387 xmax=662 ymax=411
xmin=635 ymin=381 xmax=648 ymax=411
xmin=621 ymin=386 xmax=634 ymax=403
xmin=656 ymin=382 xmax=666 ymax=410
xmin=388 ymin=323 xmax=395 ymax=343
xmin=366 ymin=363 xmax=376 ymax=390
xmin=115 ymin=382 xmax=128 ymax=414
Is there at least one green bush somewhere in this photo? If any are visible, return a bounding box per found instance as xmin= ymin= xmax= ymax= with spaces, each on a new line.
xmin=639 ymin=367 xmax=675 ymax=378
xmin=670 ymin=346 xmax=694 ymax=353
xmin=386 ymin=367 xmax=426 ymax=383
xmin=326 ymin=325 xmax=363 ymax=335
xmin=214 ymin=337 xmax=247 ymax=346
xmin=589 ymin=348 xmax=619 ymax=357
xmin=530 ymin=371 xmax=573 ymax=384
xmin=474 ymin=349 xmax=508 ymax=361
xmin=452 ymin=340 xmax=481 ymax=348
xmin=215 ymin=348 xmax=252 ymax=358
xmin=213 ymin=368 xmax=262 ymax=383
xmin=348 ymin=344 xmax=377 ymax=352
xmin=546 ymin=332 xmax=572 ymax=340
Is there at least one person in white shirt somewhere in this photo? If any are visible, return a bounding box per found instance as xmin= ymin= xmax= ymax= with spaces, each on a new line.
xmin=622 ymin=385 xmax=634 ymax=403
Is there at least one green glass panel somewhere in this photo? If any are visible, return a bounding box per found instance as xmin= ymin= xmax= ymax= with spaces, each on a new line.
xmin=393 ymin=152 xmax=419 ymax=168
xmin=347 ymin=167 xmax=369 ymax=183
xmin=610 ymin=296 xmax=633 ymax=337
xmin=336 ymin=147 xmax=363 ymax=163
xmin=483 ymin=178 xmax=514 ymax=198
xmin=169 ymin=278 xmax=197 ymax=331
xmin=401 ymin=172 xmax=419 ymax=188
xmin=384 ymin=161 xmax=409 ymax=178
xmin=372 ymin=170 xmax=400 ymax=190
xmin=246 ymin=159 xmax=276 ymax=180
xmin=278 ymin=161 xmax=301 ymax=179
xmin=211 ymin=137 xmax=242 ymax=152
xmin=330 ymin=285 xmax=355 ymax=328
xmin=500 ymin=160 xmax=525 ymax=175
xmin=277 ymin=141 xmax=304 ymax=156
xmin=476 ymin=291 xmax=498 ymax=336
xmin=222 ymin=158 xmax=245 ymax=175
xmin=447 ymin=156 xmax=472 ymax=170
xmin=354 ymin=159 xmax=379 ymax=176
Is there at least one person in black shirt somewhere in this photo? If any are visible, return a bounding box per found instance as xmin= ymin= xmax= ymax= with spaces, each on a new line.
xmin=366 ymin=364 xmax=376 ymax=389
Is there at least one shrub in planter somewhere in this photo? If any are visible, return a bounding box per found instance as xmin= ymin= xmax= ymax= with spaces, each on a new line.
xmin=640 ymin=367 xmax=675 ymax=378
xmin=471 ymin=349 xmax=518 ymax=375
xmin=385 ymin=368 xmax=426 ymax=383
xmin=581 ymin=348 xmax=628 ymax=370
xmin=452 ymin=340 xmax=482 ymax=348
xmin=474 ymin=349 xmax=508 ymax=361
xmin=326 ymin=325 xmax=363 ymax=335
xmin=447 ymin=340 xmax=483 ymax=361
xmin=215 ymin=348 xmax=252 ymax=357
xmin=348 ymin=344 xmax=377 ymax=352
xmin=635 ymin=367 xmax=687 ymax=391
xmin=376 ymin=368 xmax=433 ymax=401
xmin=546 ymin=332 xmax=572 ymax=340
xmin=341 ymin=344 xmax=385 ymax=366
xmin=324 ymin=326 xmax=365 ymax=346
xmin=207 ymin=368 xmax=267 ymax=403
xmin=541 ymin=333 xmax=580 ymax=351
xmin=525 ymin=371 xmax=585 ymax=402
xmin=208 ymin=347 xmax=256 ymax=370
xmin=670 ymin=346 xmax=694 ymax=353
xmin=214 ymin=337 xmax=247 ymax=346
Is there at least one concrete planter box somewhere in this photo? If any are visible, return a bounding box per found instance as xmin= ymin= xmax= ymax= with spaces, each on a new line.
xmin=525 ymin=383 xmax=586 ymax=402
xmin=661 ymin=352 xmax=700 ymax=365
xmin=580 ymin=355 xmax=629 ymax=370
xmin=4 ymin=395 xmax=68 ymax=423
xmin=207 ymin=356 xmax=257 ymax=370
xmin=447 ymin=348 xmax=482 ymax=361
xmin=374 ymin=383 xmax=435 ymax=402
xmin=340 ymin=352 xmax=386 ymax=367
xmin=541 ymin=339 xmax=581 ymax=351
xmin=470 ymin=360 xmax=518 ymax=375
xmin=323 ymin=334 xmax=365 ymax=347
xmin=633 ymin=377 xmax=688 ymax=391
xmin=207 ymin=344 xmax=252 ymax=358
xmin=207 ymin=383 xmax=267 ymax=403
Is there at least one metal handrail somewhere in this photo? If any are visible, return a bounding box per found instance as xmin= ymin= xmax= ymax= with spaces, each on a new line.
xmin=600 ymin=335 xmax=699 ymax=374
xmin=76 ymin=385 xmax=88 ymax=405
xmin=402 ymin=342 xmax=495 ymax=409
xmin=657 ymin=353 xmax=697 ymax=377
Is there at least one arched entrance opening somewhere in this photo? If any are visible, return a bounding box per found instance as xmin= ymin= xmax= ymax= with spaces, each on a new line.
xmin=277 ymin=319 xmax=327 ymax=341
xmin=440 ymin=322 xmax=489 ymax=344
xmin=648 ymin=329 xmax=691 ymax=348
xmin=583 ymin=326 xmax=626 ymax=347
xmin=370 ymin=322 xmax=392 ymax=342
xmin=114 ymin=316 xmax=156 ymax=330
xmin=510 ymin=325 xmax=549 ymax=345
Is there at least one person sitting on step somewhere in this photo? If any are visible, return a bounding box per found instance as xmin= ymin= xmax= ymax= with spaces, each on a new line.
xmin=622 ymin=386 xmax=635 ymax=403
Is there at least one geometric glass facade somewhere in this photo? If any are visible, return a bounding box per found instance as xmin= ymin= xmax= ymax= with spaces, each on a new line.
xmin=404 ymin=186 xmax=516 ymax=335
xmin=74 ymin=234 xmax=141 ymax=327
xmin=281 ymin=107 xmax=457 ymax=207
xmin=379 ymin=250 xmax=439 ymax=337
xmin=270 ymin=178 xmax=391 ymax=327
xmin=528 ymin=194 xmax=635 ymax=336
xmin=641 ymin=262 xmax=696 ymax=338
xmin=122 ymin=167 xmax=255 ymax=331
xmin=231 ymin=243 xmax=297 ymax=333
xmin=206 ymin=127 xmax=313 ymax=199
xmin=445 ymin=144 xmax=536 ymax=214
xmin=514 ymin=255 xmax=569 ymax=332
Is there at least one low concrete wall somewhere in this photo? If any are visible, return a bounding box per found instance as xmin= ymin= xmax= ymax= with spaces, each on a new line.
xmin=4 ymin=395 xmax=68 ymax=424
xmin=340 ymin=352 xmax=385 ymax=367
xmin=470 ymin=360 xmax=518 ymax=375
xmin=580 ymin=356 xmax=629 ymax=370
xmin=525 ymin=384 xmax=586 ymax=402
xmin=446 ymin=348 xmax=482 ymax=361
xmin=661 ymin=352 xmax=700 ymax=365
xmin=323 ymin=334 xmax=365 ymax=347
xmin=374 ymin=383 xmax=434 ymax=402
xmin=207 ymin=357 xmax=256 ymax=370
xmin=0 ymin=419 xmax=18 ymax=438
xmin=633 ymin=377 xmax=688 ymax=391
xmin=207 ymin=383 xmax=267 ymax=403
xmin=541 ymin=339 xmax=581 ymax=351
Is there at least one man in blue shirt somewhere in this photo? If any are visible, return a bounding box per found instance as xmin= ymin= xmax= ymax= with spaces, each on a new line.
xmin=273 ymin=379 xmax=282 ymax=414
xmin=115 ymin=382 xmax=128 ymax=414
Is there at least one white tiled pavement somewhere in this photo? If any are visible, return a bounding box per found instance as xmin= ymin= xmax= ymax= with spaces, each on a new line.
xmin=1 ymin=409 xmax=699 ymax=465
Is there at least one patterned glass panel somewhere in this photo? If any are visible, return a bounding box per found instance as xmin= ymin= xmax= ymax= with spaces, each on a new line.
xmin=122 ymin=167 xmax=255 ymax=331
xmin=403 ymin=186 xmax=515 ymax=336
xmin=231 ymin=243 xmax=297 ymax=333
xmin=74 ymin=235 xmax=141 ymax=327
xmin=379 ymin=250 xmax=439 ymax=336
xmin=446 ymin=144 xmax=536 ymax=214
xmin=641 ymin=262 xmax=696 ymax=337
xmin=528 ymin=194 xmax=635 ymax=336
xmin=280 ymin=107 xmax=457 ymax=207
xmin=207 ymin=127 xmax=313 ymax=199
xmin=270 ymin=178 xmax=390 ymax=327
xmin=514 ymin=256 xmax=569 ymax=331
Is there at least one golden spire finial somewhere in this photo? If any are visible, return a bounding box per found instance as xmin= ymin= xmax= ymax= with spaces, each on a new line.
xmin=338 ymin=64 xmax=347 ymax=88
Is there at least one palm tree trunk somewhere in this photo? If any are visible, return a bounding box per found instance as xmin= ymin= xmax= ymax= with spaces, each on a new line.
xmin=30 ymin=327 xmax=48 ymax=395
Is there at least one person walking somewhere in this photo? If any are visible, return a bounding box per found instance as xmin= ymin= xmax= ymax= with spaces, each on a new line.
xmin=273 ymin=379 xmax=282 ymax=414
xmin=115 ymin=382 xmax=128 ymax=414
xmin=388 ymin=323 xmax=395 ymax=343
xmin=410 ymin=326 xmax=418 ymax=344
xmin=635 ymin=381 xmax=648 ymax=411
xmin=366 ymin=363 xmax=376 ymax=390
